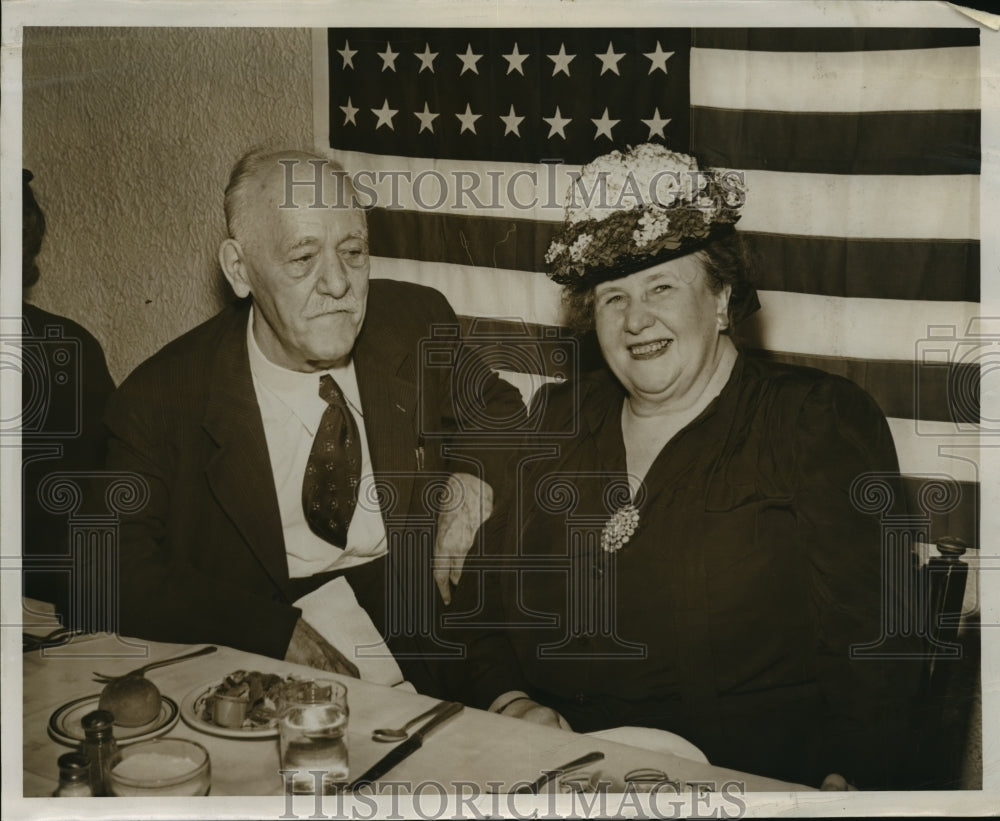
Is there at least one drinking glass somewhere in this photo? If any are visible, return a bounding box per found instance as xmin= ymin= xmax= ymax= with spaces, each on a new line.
xmin=278 ymin=679 xmax=349 ymax=794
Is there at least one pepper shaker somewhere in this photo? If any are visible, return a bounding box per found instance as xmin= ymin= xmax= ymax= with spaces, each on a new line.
xmin=80 ymin=710 xmax=118 ymax=796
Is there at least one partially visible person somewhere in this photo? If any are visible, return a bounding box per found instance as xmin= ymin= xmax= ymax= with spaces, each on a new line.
xmin=103 ymin=149 xmax=524 ymax=695
xmin=21 ymin=169 xmax=115 ymax=625
xmin=449 ymin=144 xmax=921 ymax=789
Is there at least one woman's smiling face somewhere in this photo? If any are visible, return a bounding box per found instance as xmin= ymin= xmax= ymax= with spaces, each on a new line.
xmin=593 ymin=253 xmax=732 ymax=412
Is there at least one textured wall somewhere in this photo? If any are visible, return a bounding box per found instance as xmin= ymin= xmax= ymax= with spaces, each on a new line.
xmin=22 ymin=27 xmax=314 ymax=384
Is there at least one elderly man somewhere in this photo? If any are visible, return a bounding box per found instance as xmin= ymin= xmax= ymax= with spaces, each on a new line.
xmin=104 ymin=149 xmax=523 ymax=694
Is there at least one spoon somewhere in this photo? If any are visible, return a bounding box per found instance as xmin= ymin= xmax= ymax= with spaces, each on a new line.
xmin=92 ymin=645 xmax=217 ymax=683
xmin=371 ymin=701 xmax=448 ymax=743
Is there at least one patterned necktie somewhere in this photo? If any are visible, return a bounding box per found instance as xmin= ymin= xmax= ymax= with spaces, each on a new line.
xmin=302 ymin=374 xmax=362 ymax=548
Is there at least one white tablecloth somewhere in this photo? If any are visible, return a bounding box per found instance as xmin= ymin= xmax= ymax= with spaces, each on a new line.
xmin=21 ymin=633 xmax=808 ymax=798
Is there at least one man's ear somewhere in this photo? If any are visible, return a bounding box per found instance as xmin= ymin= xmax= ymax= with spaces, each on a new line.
xmin=219 ymin=238 xmax=252 ymax=299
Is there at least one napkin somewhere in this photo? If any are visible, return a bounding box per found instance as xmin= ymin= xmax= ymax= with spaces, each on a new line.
xmin=293 ymin=577 xmax=406 ymax=687
xmin=21 ymin=596 xmax=61 ymax=637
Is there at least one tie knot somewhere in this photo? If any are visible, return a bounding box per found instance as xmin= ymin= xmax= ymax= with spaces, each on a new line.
xmin=318 ymin=374 xmax=347 ymax=408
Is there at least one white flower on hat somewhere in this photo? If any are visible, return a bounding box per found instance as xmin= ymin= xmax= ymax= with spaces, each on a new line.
xmin=567 ymin=233 xmax=593 ymax=262
xmin=545 ymin=143 xmax=746 ymax=288
xmin=566 ymin=144 xmax=704 ymax=227
xmin=544 ymin=241 xmax=567 ymax=265
xmin=632 ymin=209 xmax=672 ymax=249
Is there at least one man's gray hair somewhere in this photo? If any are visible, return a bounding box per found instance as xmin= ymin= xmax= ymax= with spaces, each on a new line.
xmin=223 ymin=147 xmax=355 ymax=243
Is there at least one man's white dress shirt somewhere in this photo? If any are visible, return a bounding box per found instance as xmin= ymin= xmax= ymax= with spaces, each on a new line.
xmin=246 ymin=308 xmax=404 ymax=686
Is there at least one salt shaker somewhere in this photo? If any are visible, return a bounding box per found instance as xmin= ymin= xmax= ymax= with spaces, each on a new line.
xmin=80 ymin=709 xmax=118 ymax=796
xmin=54 ymin=752 xmax=93 ymax=797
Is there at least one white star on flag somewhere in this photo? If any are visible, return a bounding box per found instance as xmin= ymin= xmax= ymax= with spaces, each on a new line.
xmin=456 ymin=103 xmax=481 ymax=134
xmin=499 ymin=104 xmax=524 ymax=137
xmin=378 ymin=43 xmax=399 ymax=72
xmin=548 ymin=43 xmax=575 ymax=77
xmin=596 ymin=42 xmax=624 ymax=76
xmin=339 ymin=97 xmax=359 ymax=126
xmin=414 ymin=102 xmax=439 ymax=133
xmin=337 ymin=40 xmax=357 ymax=69
xmin=415 ymin=44 xmax=438 ymax=73
xmin=641 ymin=107 xmax=671 ymax=139
xmin=543 ymin=106 xmax=571 ymax=139
xmin=591 ymin=108 xmax=620 ymax=141
xmin=371 ymin=99 xmax=398 ymax=131
xmin=458 ymin=44 xmax=483 ymax=75
xmin=502 ymin=43 xmax=529 ymax=75
xmin=644 ymin=42 xmax=674 ymax=75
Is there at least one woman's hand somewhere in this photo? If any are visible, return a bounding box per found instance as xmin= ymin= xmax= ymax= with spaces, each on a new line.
xmin=492 ymin=692 xmax=572 ymax=730
xmin=503 ymin=698 xmax=572 ymax=730
xmin=819 ymin=773 xmax=857 ymax=791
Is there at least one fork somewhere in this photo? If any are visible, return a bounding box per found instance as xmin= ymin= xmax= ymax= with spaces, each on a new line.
xmin=92 ymin=645 xmax=217 ymax=683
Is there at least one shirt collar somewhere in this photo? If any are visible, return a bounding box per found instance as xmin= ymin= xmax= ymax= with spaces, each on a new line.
xmin=246 ymin=307 xmax=363 ymax=435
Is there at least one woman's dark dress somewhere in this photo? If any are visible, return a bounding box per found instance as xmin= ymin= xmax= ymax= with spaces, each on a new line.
xmin=455 ymin=354 xmax=920 ymax=789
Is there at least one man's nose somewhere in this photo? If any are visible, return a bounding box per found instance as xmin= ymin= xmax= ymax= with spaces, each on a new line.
xmin=315 ymin=254 xmax=350 ymax=299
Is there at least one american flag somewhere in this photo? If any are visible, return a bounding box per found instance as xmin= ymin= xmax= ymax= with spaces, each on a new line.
xmin=320 ymin=27 xmax=980 ymax=548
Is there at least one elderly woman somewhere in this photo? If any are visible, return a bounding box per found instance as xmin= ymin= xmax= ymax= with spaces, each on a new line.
xmin=450 ymin=144 xmax=920 ymax=790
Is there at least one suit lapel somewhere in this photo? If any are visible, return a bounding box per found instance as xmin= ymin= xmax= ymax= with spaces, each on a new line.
xmin=202 ymin=304 xmax=290 ymax=596
xmin=199 ymin=287 xmax=420 ymax=600
xmin=354 ymin=283 xmax=420 ymax=525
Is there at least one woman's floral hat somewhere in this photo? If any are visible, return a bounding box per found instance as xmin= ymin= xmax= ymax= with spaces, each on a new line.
xmin=544 ymin=143 xmax=747 ymax=291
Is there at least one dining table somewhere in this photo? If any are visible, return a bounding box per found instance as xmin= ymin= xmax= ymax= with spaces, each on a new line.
xmin=21 ymin=630 xmax=809 ymax=805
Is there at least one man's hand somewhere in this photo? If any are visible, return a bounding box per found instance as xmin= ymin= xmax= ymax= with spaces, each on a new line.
xmin=819 ymin=773 xmax=857 ymax=791
xmin=434 ymin=473 xmax=493 ymax=604
xmin=284 ymin=617 xmax=360 ymax=678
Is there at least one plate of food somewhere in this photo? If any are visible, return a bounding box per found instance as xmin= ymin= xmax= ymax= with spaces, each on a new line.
xmin=180 ymin=670 xmax=294 ymax=738
xmin=49 ymin=693 xmax=179 ymax=747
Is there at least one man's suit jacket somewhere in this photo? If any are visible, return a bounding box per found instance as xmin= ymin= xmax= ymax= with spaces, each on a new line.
xmin=104 ymin=279 xmax=524 ymax=692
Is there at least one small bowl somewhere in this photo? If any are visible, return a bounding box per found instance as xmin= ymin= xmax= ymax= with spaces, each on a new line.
xmin=108 ymin=738 xmax=211 ymax=796
xmin=211 ymin=693 xmax=249 ymax=729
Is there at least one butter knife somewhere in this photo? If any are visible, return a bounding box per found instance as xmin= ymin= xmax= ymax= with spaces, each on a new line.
xmin=347 ymin=701 xmax=464 ymax=791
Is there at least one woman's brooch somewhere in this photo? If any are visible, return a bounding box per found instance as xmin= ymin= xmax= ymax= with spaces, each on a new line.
xmin=600 ymin=503 xmax=640 ymax=553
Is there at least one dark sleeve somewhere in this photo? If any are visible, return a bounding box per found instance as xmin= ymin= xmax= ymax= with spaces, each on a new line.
xmin=21 ymin=308 xmax=115 ymax=618
xmin=103 ymin=378 xmax=300 ymax=659
xmin=442 ymin=512 xmax=531 ymax=708
xmin=70 ymin=322 xmax=115 ymax=468
xmin=792 ymin=376 xmax=921 ymax=788
xmin=418 ymin=287 xmax=527 ymax=494
xmin=442 ymin=382 xmax=573 ymax=708
xmin=20 ymin=306 xmax=115 ymax=469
